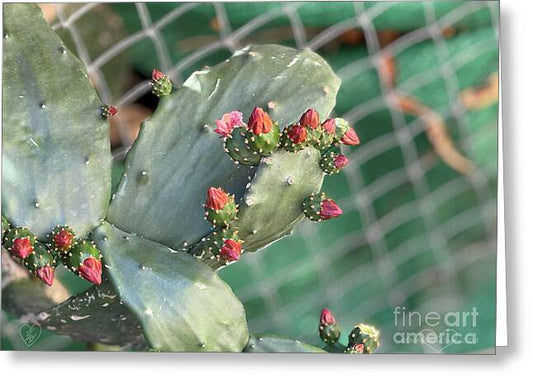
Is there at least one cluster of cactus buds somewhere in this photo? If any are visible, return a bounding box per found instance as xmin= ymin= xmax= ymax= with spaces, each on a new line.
xmin=318 ymin=309 xmax=380 ymax=354
xmin=204 ymin=107 xmax=363 ymax=265
xmin=151 ymin=69 xmax=173 ymax=97
xmin=1 ymin=219 xmax=103 ymax=286
xmin=221 ymin=107 xmax=281 ymax=165
xmin=201 ymin=188 xmax=243 ymax=265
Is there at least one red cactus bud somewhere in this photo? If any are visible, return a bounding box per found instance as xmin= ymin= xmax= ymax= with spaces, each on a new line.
xmin=287 ymin=124 xmax=307 ymax=144
xmin=215 ymin=111 xmax=245 ymax=137
xmin=320 ymin=308 xmax=337 ymax=326
xmin=12 ymin=237 xmax=33 ymax=259
xmin=322 ymin=118 xmax=336 ymax=134
xmin=206 ymin=187 xmax=229 ymax=210
xmin=300 ymin=108 xmax=320 ymax=129
xmin=248 ymin=107 xmax=273 ymax=135
xmin=108 ymin=106 xmax=118 ymax=116
xmin=320 ymin=199 xmax=343 ymax=220
xmin=152 ymin=69 xmax=166 ymax=81
xmin=333 ymin=154 xmax=349 ymax=170
xmin=79 ymin=257 xmax=102 ymax=285
xmin=354 ymin=343 xmax=365 ymax=353
xmin=220 ymin=239 xmax=242 ymax=262
xmin=340 ymin=127 xmax=360 ymax=145
xmin=36 ymin=266 xmax=54 ymax=286
xmin=53 ymin=229 xmax=75 ymax=251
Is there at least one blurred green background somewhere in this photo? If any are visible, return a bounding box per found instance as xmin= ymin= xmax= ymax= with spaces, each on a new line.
xmin=2 ymin=1 xmax=498 ymax=353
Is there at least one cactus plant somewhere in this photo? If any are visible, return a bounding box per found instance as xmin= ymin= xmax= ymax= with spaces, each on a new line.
xmin=1 ymin=4 xmax=375 ymax=353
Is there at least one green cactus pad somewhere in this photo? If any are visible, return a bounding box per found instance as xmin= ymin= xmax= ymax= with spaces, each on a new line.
xmin=92 ymin=222 xmax=249 ymax=352
xmin=106 ymin=44 xmax=339 ymax=251
xmin=346 ymin=323 xmax=380 ymax=354
xmin=233 ymin=149 xmax=324 ymax=252
xmin=224 ymin=128 xmax=263 ymax=166
xmin=34 ymin=281 xmax=148 ymax=348
xmin=2 ymin=4 xmax=111 ymax=239
xmin=243 ymin=334 xmax=325 ymax=353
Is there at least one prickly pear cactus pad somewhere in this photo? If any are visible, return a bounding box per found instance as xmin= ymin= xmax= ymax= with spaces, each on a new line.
xmin=2 ymin=4 xmax=111 ymax=238
xmin=243 ymin=334 xmax=325 ymax=353
xmin=31 ymin=282 xmax=147 ymax=348
xmin=234 ymin=149 xmax=324 ymax=252
xmin=106 ymin=44 xmax=340 ymax=250
xmin=92 ymin=222 xmax=249 ymax=352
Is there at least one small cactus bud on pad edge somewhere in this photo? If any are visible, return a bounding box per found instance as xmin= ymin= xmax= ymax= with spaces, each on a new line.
xmin=151 ymin=69 xmax=173 ymax=97
xmin=5 ymin=227 xmax=36 ymax=259
xmin=49 ymin=225 xmax=76 ymax=254
xmin=320 ymin=151 xmax=350 ymax=175
xmin=302 ymin=193 xmax=343 ymax=222
xmin=319 ymin=308 xmax=341 ymax=345
xmin=25 ymin=241 xmax=56 ymax=286
xmin=205 ymin=187 xmax=238 ymax=227
xmin=66 ymin=240 xmax=103 ymax=285
xmin=101 ymin=105 xmax=118 ymax=119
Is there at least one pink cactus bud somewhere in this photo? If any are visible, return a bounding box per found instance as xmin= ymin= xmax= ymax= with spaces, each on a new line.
xmin=320 ymin=199 xmax=343 ymax=220
xmin=300 ymin=108 xmax=320 ymax=129
xmin=107 ymin=106 xmax=118 ymax=116
xmin=354 ymin=343 xmax=365 ymax=353
xmin=12 ymin=237 xmax=33 ymax=259
xmin=322 ymin=118 xmax=336 ymax=134
xmin=320 ymin=308 xmax=337 ymax=326
xmin=341 ymin=127 xmax=360 ymax=146
xmin=287 ymin=124 xmax=307 ymax=144
xmin=53 ymin=229 xmax=75 ymax=251
xmin=36 ymin=266 xmax=54 ymax=286
xmin=152 ymin=69 xmax=166 ymax=81
xmin=215 ymin=111 xmax=245 ymax=137
xmin=79 ymin=257 xmax=102 ymax=286
xmin=206 ymin=187 xmax=229 ymax=210
xmin=333 ymin=154 xmax=349 ymax=170
xmin=220 ymin=239 xmax=242 ymax=262
xmin=248 ymin=107 xmax=273 ymax=135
